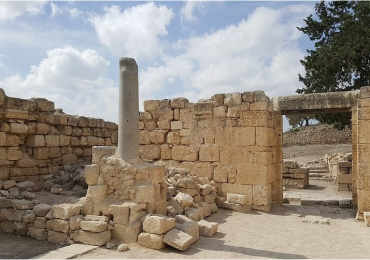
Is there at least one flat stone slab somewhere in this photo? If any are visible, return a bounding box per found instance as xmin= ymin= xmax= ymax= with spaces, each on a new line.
xmin=33 ymin=244 xmax=98 ymax=259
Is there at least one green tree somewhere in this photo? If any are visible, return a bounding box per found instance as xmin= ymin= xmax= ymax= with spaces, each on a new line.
xmin=286 ymin=114 xmax=314 ymax=128
xmin=297 ymin=1 xmax=370 ymax=129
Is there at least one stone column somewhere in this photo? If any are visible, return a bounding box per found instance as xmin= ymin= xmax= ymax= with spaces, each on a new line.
xmin=118 ymin=58 xmax=139 ymax=162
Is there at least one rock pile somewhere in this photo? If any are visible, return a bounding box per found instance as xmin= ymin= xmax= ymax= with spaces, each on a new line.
xmin=282 ymin=160 xmax=309 ymax=189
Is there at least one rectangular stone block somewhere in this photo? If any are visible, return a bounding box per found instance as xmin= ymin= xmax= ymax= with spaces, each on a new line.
xmin=52 ymin=203 xmax=83 ymax=220
xmin=26 ymin=135 xmax=45 ymax=147
xmin=112 ymin=221 xmax=142 ymax=244
xmin=337 ymin=174 xmax=352 ymax=184
xmin=239 ymin=111 xmax=271 ymax=127
xmin=252 ymin=184 xmax=272 ymax=207
xmin=358 ymin=190 xmax=370 ymax=213
xmin=6 ymin=135 xmax=20 ymax=147
xmin=10 ymin=167 xmax=39 ymax=177
xmin=143 ymin=215 xmax=175 ymax=235
xmin=91 ymin=146 xmax=116 ymax=164
xmin=84 ymin=164 xmax=99 ymax=186
xmin=227 ymin=193 xmax=248 ymax=205
xmin=256 ymin=127 xmax=273 ymax=147
xmin=163 ymin=229 xmax=193 ymax=251
xmin=7 ymin=148 xmax=22 ymax=161
xmin=358 ymin=120 xmax=370 ymax=144
xmin=86 ymin=184 xmax=107 ymax=203
xmin=171 ymin=121 xmax=182 ymax=130
xmin=172 ymin=146 xmax=199 ymax=161
xmin=138 ymin=233 xmax=166 ymax=250
xmin=4 ymin=109 xmax=28 ymax=120
xmin=161 ymin=144 xmax=172 ymax=160
xmin=221 ymin=183 xmax=252 ymax=203
xmin=34 ymin=147 xmax=49 ymax=160
xmin=180 ymin=162 xmax=212 ymax=179
xmin=215 ymin=127 xmax=255 ymax=147
xmin=45 ymin=135 xmax=60 ymax=147
xmin=199 ymin=145 xmax=219 ymax=162
xmin=9 ymin=123 xmax=28 ymax=134
xmin=108 ymin=204 xmax=129 ymax=225
xmin=74 ymin=230 xmax=111 ymax=246
xmin=237 ymin=164 xmax=269 ymax=185
xmin=194 ymin=102 xmax=213 ymax=117
xmin=140 ymin=145 xmax=161 ymax=160
xmin=213 ymin=165 xmax=235 ymax=183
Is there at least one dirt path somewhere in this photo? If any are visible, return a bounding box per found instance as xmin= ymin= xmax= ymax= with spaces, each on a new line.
xmin=76 ymin=207 xmax=368 ymax=259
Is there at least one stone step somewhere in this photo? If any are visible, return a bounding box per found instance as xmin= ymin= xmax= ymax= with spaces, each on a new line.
xmin=283 ymin=198 xmax=352 ymax=208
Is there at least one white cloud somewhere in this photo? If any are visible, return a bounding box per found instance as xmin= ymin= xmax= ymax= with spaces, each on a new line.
xmin=1 ymin=46 xmax=119 ymax=122
xmin=0 ymin=55 xmax=4 ymax=67
xmin=69 ymin=8 xmax=82 ymax=18
xmin=0 ymin=1 xmax=46 ymax=22
xmin=50 ymin=2 xmax=63 ymax=17
xmin=180 ymin=1 xmax=206 ymax=22
xmin=89 ymin=2 xmax=174 ymax=60
xmin=141 ymin=4 xmax=313 ymax=102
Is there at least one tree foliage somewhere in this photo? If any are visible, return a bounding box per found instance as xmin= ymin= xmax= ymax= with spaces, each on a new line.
xmin=297 ymin=1 xmax=370 ymax=129
xmin=286 ymin=114 xmax=314 ymax=128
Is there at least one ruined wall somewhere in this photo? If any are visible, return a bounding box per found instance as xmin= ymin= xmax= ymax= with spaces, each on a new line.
xmin=138 ymin=91 xmax=283 ymax=212
xmin=283 ymin=124 xmax=352 ymax=147
xmin=0 ymin=89 xmax=118 ymax=184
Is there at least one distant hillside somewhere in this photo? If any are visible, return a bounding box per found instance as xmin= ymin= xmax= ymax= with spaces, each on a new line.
xmin=283 ymin=124 xmax=352 ymax=147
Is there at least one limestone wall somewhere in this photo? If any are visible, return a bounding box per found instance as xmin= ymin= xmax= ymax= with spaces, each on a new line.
xmin=138 ymin=91 xmax=283 ymax=212
xmin=0 ymin=89 xmax=118 ymax=184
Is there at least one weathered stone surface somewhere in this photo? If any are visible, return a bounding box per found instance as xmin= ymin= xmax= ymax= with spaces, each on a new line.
xmin=227 ymin=193 xmax=248 ymax=205
xmin=112 ymin=221 xmax=142 ymax=244
xmin=23 ymin=212 xmax=36 ymax=223
xmin=175 ymin=192 xmax=193 ymax=208
xmin=33 ymin=204 xmax=52 ymax=217
xmin=11 ymin=199 xmax=34 ymax=210
xmin=74 ymin=230 xmax=111 ymax=246
xmin=2 ymin=180 xmax=16 ymax=190
xmin=108 ymin=204 xmax=129 ymax=225
xmin=163 ymin=229 xmax=193 ymax=251
xmin=34 ymin=217 xmax=47 ymax=229
xmin=69 ymin=215 xmax=84 ymax=231
xmin=222 ymin=202 xmax=251 ymax=213
xmin=175 ymin=215 xmax=199 ymax=244
xmin=197 ymin=202 xmax=211 ymax=218
xmin=16 ymin=180 xmax=36 ymax=190
xmin=51 ymin=219 xmax=70 ymax=233
xmin=84 ymin=215 xmax=109 ymax=222
xmin=80 ymin=221 xmax=108 ymax=233
xmin=28 ymin=227 xmax=47 ymax=240
xmin=172 ymin=146 xmax=199 ymax=161
xmin=138 ymin=232 xmax=166 ymax=250
xmin=143 ymin=214 xmax=175 ymax=235
xmin=185 ymin=207 xmax=203 ymax=222
xmin=198 ymin=220 xmax=218 ymax=237
xmin=84 ymin=164 xmax=99 ymax=186
xmin=52 ymin=203 xmax=83 ymax=220
xmin=13 ymin=221 xmax=27 ymax=236
xmin=168 ymin=198 xmax=184 ymax=215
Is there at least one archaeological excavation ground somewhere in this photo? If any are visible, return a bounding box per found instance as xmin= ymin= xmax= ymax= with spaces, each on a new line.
xmin=0 ymin=58 xmax=370 ymax=258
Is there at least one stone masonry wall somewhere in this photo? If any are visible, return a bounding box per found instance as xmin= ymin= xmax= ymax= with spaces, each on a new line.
xmin=138 ymin=91 xmax=283 ymax=212
xmin=283 ymin=124 xmax=352 ymax=147
xmin=0 ymin=88 xmax=118 ymax=184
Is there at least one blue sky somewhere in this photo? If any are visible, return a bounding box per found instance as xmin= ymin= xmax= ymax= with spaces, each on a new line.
xmin=0 ymin=1 xmax=318 ymax=130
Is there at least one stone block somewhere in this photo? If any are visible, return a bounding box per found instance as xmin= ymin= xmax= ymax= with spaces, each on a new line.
xmin=34 ymin=216 xmax=46 ymax=228
xmin=33 ymin=204 xmax=52 ymax=217
xmin=26 ymin=135 xmax=45 ymax=147
xmin=167 ymin=131 xmax=181 ymax=144
xmin=144 ymin=100 xmax=160 ymax=112
xmin=0 ymin=220 xmax=15 ymax=233
xmin=180 ymin=162 xmax=212 ymax=179
xmin=140 ymin=145 xmax=161 ymax=160
xmin=221 ymin=183 xmax=252 ymax=203
xmin=364 ymin=212 xmax=370 ymax=227
xmin=224 ymin=93 xmax=242 ymax=106
xmin=62 ymin=154 xmax=77 ymax=165
xmin=52 ymin=203 xmax=83 ymax=220
xmin=80 ymin=221 xmax=108 ymax=233
xmin=47 ymin=231 xmax=68 ymax=244
xmin=84 ymin=164 xmax=99 ymax=186
xmin=171 ymin=97 xmax=189 ymax=109
xmin=337 ymin=174 xmax=352 ymax=184
xmin=0 ymin=197 xmax=12 ymax=208
xmin=256 ymin=127 xmax=273 ymax=146
xmin=28 ymin=227 xmax=47 ymax=240
xmin=222 ymin=202 xmax=252 ymax=213
xmin=6 ymin=135 xmax=20 ymax=147
xmin=45 ymin=135 xmax=60 ymax=147
xmin=185 ymin=207 xmax=202 ymax=222
xmin=112 ymin=221 xmax=142 ymax=244
xmin=91 ymin=146 xmax=116 ymax=164
xmin=139 ymin=130 xmax=150 ymax=145
xmin=197 ymin=202 xmax=211 ymax=218
xmin=138 ymin=232 xmax=166 ymax=250
xmin=163 ymin=229 xmax=193 ymax=251
xmin=13 ymin=222 xmax=27 ymax=236
xmin=2 ymin=180 xmax=16 ymax=189
xmin=172 ymin=146 xmax=198 ymax=161
xmin=237 ymin=164 xmax=268 ymax=185
xmin=198 ymin=220 xmax=218 ymax=237
xmin=74 ymin=230 xmax=111 ymax=246
xmin=227 ymin=193 xmax=248 ymax=205
xmin=86 ymin=184 xmax=107 ymax=204
xmin=1 ymin=208 xmax=15 ymax=221
xmin=15 ymin=158 xmax=36 ymax=168
xmin=11 ymin=199 xmax=34 ymax=209
xmin=69 ymin=215 xmax=84 ymax=231
xmin=33 ymin=147 xmax=49 ymax=160
xmin=175 ymin=192 xmax=193 ymax=208
xmin=149 ymin=130 xmax=166 ymax=144
xmin=161 ymin=144 xmax=172 ymax=160
xmin=4 ymin=109 xmax=28 ymax=120
xmin=199 ymin=145 xmax=219 ymax=162
xmin=175 ymin=217 xmax=199 ymax=244
xmin=252 ymin=184 xmax=272 ymax=207
xmin=23 ymin=212 xmax=36 ymax=223
xmin=9 ymin=123 xmax=28 ymax=134
xmin=214 ymin=165 xmax=234 ymax=183
xmin=143 ymin=214 xmax=175 ymax=235
xmin=51 ymin=219 xmax=70 ymax=233
xmin=108 ymin=204 xmax=129 ymax=225
xmin=171 ymin=121 xmax=182 ymax=130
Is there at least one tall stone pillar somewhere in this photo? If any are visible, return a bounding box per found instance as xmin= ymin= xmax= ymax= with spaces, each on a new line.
xmin=118 ymin=58 xmax=139 ymax=162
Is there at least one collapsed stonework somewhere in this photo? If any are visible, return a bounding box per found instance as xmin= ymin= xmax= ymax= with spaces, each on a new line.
xmin=2 ymin=57 xmax=370 ymax=252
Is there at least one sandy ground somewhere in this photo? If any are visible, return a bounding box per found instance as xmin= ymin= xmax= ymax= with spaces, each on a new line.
xmin=1 ymin=144 xmax=364 ymax=259
xmin=76 ymin=206 xmax=368 ymax=259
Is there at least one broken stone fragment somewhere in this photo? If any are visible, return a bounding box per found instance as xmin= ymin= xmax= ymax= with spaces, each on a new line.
xmin=74 ymin=230 xmax=111 ymax=246
xmin=138 ymin=232 xmax=166 ymax=250
xmin=198 ymin=220 xmax=218 ymax=237
xmin=163 ymin=228 xmax=193 ymax=251
xmin=143 ymin=214 xmax=175 ymax=235
xmin=175 ymin=192 xmax=193 ymax=208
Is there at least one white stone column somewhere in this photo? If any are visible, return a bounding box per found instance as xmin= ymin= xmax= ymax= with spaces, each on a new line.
xmin=118 ymin=57 xmax=139 ymax=162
